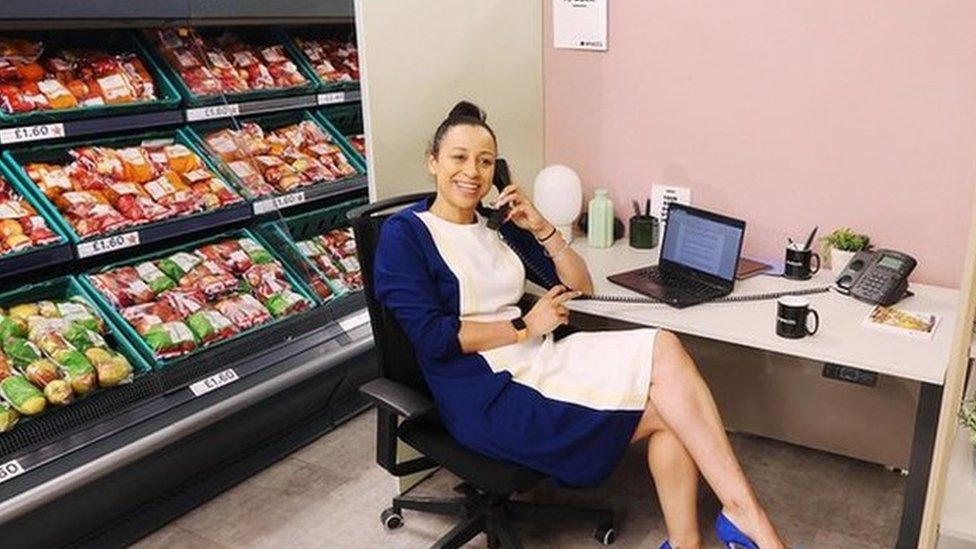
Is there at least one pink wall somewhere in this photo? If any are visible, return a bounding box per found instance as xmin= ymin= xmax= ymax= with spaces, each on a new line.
xmin=543 ymin=1 xmax=976 ymax=287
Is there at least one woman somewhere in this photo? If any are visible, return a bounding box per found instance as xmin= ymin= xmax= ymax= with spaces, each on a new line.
xmin=374 ymin=101 xmax=785 ymax=549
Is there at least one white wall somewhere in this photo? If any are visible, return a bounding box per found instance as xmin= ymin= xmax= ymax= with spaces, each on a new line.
xmin=356 ymin=0 xmax=544 ymax=200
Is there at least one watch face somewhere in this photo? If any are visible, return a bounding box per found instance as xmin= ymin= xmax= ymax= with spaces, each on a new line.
xmin=511 ymin=317 xmax=527 ymax=330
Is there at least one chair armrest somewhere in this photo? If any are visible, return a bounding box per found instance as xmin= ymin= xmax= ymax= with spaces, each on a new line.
xmin=360 ymin=378 xmax=435 ymax=420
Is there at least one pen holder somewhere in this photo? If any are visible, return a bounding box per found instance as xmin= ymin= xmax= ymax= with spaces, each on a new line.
xmin=629 ymin=215 xmax=659 ymax=249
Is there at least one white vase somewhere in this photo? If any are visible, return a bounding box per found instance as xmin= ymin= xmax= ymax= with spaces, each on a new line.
xmin=533 ymin=165 xmax=583 ymax=242
xmin=830 ymin=248 xmax=856 ymax=275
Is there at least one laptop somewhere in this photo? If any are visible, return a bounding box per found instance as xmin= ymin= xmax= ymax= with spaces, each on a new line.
xmin=608 ymin=203 xmax=746 ymax=308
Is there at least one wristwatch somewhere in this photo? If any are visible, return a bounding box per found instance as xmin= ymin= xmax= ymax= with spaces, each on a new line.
xmin=510 ymin=317 xmax=528 ymax=343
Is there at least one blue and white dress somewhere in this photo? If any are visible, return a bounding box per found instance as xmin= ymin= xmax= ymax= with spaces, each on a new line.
xmin=374 ymin=199 xmax=657 ymax=487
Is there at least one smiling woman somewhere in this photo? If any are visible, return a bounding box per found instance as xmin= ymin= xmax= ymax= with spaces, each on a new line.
xmin=373 ymin=101 xmax=786 ymax=549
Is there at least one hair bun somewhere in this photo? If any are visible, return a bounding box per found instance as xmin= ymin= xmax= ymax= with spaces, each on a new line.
xmin=448 ymin=100 xmax=486 ymax=122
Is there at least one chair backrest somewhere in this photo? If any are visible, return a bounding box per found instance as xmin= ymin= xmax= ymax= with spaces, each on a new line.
xmin=348 ymin=192 xmax=435 ymax=398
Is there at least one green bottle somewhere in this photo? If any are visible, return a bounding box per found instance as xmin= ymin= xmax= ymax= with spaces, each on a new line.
xmin=587 ymin=188 xmax=614 ymax=248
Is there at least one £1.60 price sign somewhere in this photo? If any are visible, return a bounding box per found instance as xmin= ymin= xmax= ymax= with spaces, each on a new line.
xmin=0 ymin=459 xmax=25 ymax=484
xmin=189 ymin=368 xmax=240 ymax=397
xmin=76 ymin=232 xmax=141 ymax=258
xmin=0 ymin=123 xmax=66 ymax=145
xmin=186 ymin=103 xmax=241 ymax=122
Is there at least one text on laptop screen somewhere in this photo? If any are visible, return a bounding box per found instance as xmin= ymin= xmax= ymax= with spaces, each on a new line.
xmin=661 ymin=208 xmax=743 ymax=281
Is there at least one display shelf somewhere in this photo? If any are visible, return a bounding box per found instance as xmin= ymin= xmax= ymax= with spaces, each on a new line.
xmin=0 ymin=110 xmax=184 ymax=147
xmin=0 ymin=315 xmax=370 ymax=532
xmin=183 ymin=90 xmax=361 ymax=123
xmin=250 ymin=173 xmax=367 ymax=217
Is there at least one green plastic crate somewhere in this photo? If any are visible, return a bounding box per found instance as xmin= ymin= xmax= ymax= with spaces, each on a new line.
xmin=313 ymin=103 xmax=365 ymax=170
xmin=180 ymin=109 xmax=365 ymax=200
xmin=0 ymin=30 xmax=181 ymax=127
xmin=140 ymin=27 xmax=317 ymax=107
xmin=0 ymin=129 xmax=248 ymax=245
xmin=255 ymin=197 xmax=367 ymax=305
xmin=0 ymin=159 xmax=71 ymax=262
xmin=279 ymin=26 xmax=360 ymax=94
xmin=78 ymin=228 xmax=318 ymax=370
xmin=0 ymin=275 xmax=153 ymax=380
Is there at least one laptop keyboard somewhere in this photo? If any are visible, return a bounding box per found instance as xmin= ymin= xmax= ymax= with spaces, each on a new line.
xmin=646 ymin=268 xmax=716 ymax=294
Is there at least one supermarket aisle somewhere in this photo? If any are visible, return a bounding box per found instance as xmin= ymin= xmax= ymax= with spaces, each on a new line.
xmin=133 ymin=411 xmax=905 ymax=548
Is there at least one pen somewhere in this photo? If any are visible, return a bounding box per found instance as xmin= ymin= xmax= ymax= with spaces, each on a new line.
xmin=632 ymin=200 xmax=641 ymax=217
xmin=787 ymin=237 xmax=795 ymax=249
xmin=645 ymin=198 xmax=651 ymax=217
xmin=803 ymin=226 xmax=818 ymax=250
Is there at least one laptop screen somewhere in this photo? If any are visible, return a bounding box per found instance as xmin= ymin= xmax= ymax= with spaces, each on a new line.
xmin=660 ymin=205 xmax=745 ymax=282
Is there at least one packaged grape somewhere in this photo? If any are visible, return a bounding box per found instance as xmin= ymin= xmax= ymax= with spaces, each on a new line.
xmin=265 ymin=289 xmax=310 ymax=318
xmin=2 ymin=337 xmax=41 ymax=368
xmin=50 ymin=349 xmax=97 ymax=395
xmin=238 ymin=237 xmax=273 ymax=265
xmin=186 ymin=308 xmax=238 ymax=344
xmin=91 ymin=267 xmax=155 ymax=307
xmin=0 ymin=375 xmax=45 ymax=416
xmin=83 ymin=347 xmax=133 ymax=387
xmin=215 ymin=294 xmax=271 ymax=330
xmin=61 ymin=322 xmax=106 ymax=352
xmin=157 ymin=251 xmax=203 ymax=281
xmin=243 ymin=263 xmax=288 ymax=301
xmin=135 ymin=261 xmax=176 ymax=294
xmin=196 ymin=240 xmax=252 ymax=274
xmin=0 ymin=401 xmax=19 ymax=432
xmin=143 ymin=320 xmax=197 ymax=358
xmin=159 ymin=288 xmax=207 ymax=318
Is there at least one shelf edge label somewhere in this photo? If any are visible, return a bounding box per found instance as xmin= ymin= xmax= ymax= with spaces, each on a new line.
xmin=186 ymin=103 xmax=241 ymax=122
xmin=0 ymin=459 xmax=25 ymax=484
xmin=317 ymin=92 xmax=346 ymax=105
xmin=77 ymin=231 xmax=140 ymax=258
xmin=0 ymin=122 xmax=65 ymax=145
xmin=253 ymin=191 xmax=306 ymax=215
xmin=338 ymin=310 xmax=371 ymax=333
xmin=189 ymin=368 xmax=239 ymax=397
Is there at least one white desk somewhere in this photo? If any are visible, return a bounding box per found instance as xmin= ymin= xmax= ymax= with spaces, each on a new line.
xmin=551 ymin=239 xmax=959 ymax=549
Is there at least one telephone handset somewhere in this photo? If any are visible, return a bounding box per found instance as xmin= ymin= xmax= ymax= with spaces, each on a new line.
xmin=833 ymin=249 xmax=917 ymax=306
xmin=486 ymin=158 xmax=511 ymax=231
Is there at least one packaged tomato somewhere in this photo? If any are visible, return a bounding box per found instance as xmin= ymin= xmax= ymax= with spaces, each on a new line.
xmin=91 ymin=267 xmax=155 ymax=308
xmin=158 ymin=288 xmax=207 ymax=318
xmin=179 ymin=260 xmax=240 ymax=300
xmin=215 ymin=293 xmax=272 ymax=330
xmin=186 ymin=308 xmax=238 ymax=344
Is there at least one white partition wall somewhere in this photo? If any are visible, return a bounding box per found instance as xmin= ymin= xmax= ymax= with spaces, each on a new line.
xmin=355 ymin=0 xmax=544 ymax=200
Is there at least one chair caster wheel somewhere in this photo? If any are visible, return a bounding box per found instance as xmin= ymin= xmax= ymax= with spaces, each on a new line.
xmin=381 ymin=507 xmax=403 ymax=530
xmin=594 ymin=524 xmax=616 ymax=545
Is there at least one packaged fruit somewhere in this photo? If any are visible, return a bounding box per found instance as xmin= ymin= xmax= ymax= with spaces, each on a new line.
xmin=265 ymin=290 xmax=310 ymax=318
xmin=157 ymin=251 xmax=202 ymax=281
xmin=135 ymin=261 xmax=176 ymax=294
xmin=0 ymin=314 xmax=28 ymax=340
xmin=294 ymin=36 xmax=359 ymax=83
xmin=0 ymin=400 xmax=19 ymax=432
xmin=180 ymin=261 xmax=240 ymax=300
xmin=238 ymin=237 xmax=273 ymax=265
xmin=0 ymin=175 xmax=60 ymax=256
xmin=0 ymin=352 xmax=13 ymax=381
xmin=43 ymin=379 xmax=74 ymax=406
xmin=3 ymin=337 xmax=41 ymax=368
xmin=144 ymin=321 xmax=197 ymax=358
xmin=159 ymin=288 xmax=207 ymax=318
xmin=186 ymin=308 xmax=238 ymax=344
xmin=84 ymin=347 xmax=133 ymax=387
xmin=215 ymin=293 xmax=271 ymax=330
xmin=91 ymin=267 xmax=155 ymax=308
xmin=61 ymin=322 xmax=106 ymax=352
xmin=50 ymin=348 xmax=96 ymax=395
xmin=0 ymin=375 xmax=46 ymax=416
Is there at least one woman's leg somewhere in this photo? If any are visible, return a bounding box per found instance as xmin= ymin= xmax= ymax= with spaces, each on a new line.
xmin=648 ymin=331 xmax=784 ymax=548
xmin=632 ymin=404 xmax=702 ymax=548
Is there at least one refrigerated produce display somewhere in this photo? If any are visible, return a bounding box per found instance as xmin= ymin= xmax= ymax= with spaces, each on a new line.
xmin=0 ymin=4 xmax=374 ymax=548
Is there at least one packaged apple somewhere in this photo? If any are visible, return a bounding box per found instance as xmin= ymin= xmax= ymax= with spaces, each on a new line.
xmin=196 ymin=240 xmax=253 ymax=274
xmin=135 ymin=261 xmax=177 ymax=294
xmin=294 ymin=37 xmax=359 ymax=83
xmin=180 ymin=260 xmax=241 ymax=300
xmin=91 ymin=266 xmax=155 ymax=308
xmin=347 ymin=134 xmax=366 ymax=158
xmin=158 ymin=288 xmax=207 ymax=318
xmin=238 ymin=237 xmax=274 ymax=265
xmin=214 ymin=293 xmax=272 ymax=330
xmin=0 ymin=175 xmax=61 ymax=252
xmin=186 ymin=308 xmax=238 ymax=344
xmin=243 ymin=263 xmax=289 ymax=301
xmin=143 ymin=320 xmax=198 ymax=358
xmin=0 ymin=375 xmax=45 ymax=416
xmin=156 ymin=251 xmax=202 ymax=281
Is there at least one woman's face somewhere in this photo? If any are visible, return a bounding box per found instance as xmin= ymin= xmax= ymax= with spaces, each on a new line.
xmin=428 ymin=124 xmax=497 ymax=212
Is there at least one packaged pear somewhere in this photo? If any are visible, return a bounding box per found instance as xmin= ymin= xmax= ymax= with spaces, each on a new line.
xmin=43 ymin=380 xmax=74 ymax=406
xmin=23 ymin=359 xmax=73 ymax=406
xmin=50 ymin=349 xmax=97 ymax=395
xmin=3 ymin=337 xmax=41 ymax=368
xmin=61 ymin=322 xmax=106 ymax=352
xmin=0 ymin=313 xmax=28 ymax=340
xmin=37 ymin=300 xmax=60 ymax=318
xmin=7 ymin=303 xmax=38 ymax=320
xmin=59 ymin=298 xmax=105 ymax=334
xmin=37 ymin=331 xmax=72 ymax=356
xmin=84 ymin=348 xmax=133 ymax=387
xmin=0 ymin=400 xmax=19 ymax=432
xmin=0 ymin=375 xmax=46 ymax=415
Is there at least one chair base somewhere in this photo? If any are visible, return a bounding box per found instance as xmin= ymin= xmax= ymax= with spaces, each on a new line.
xmin=382 ymin=482 xmax=617 ymax=549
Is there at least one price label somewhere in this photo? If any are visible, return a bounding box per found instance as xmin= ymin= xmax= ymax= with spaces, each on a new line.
xmin=0 ymin=123 xmax=65 ymax=145
xmin=252 ymin=191 xmax=306 ymax=215
xmin=185 ymin=103 xmax=241 ymax=122
xmin=76 ymin=231 xmax=140 ymax=258
xmin=338 ymin=310 xmax=371 ymax=333
xmin=317 ymin=92 xmax=346 ymax=105
xmin=0 ymin=459 xmax=25 ymax=484
xmin=189 ymin=368 xmax=239 ymax=397
xmin=344 ymin=90 xmax=361 ymax=102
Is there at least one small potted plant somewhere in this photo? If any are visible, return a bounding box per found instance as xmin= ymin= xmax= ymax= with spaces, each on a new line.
xmin=823 ymin=228 xmax=870 ymax=275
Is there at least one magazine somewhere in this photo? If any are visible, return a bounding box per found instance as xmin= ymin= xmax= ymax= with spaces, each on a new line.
xmin=862 ymin=305 xmax=939 ymax=340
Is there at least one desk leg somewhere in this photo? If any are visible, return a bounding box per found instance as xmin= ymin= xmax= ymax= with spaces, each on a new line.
xmin=896 ymin=382 xmax=942 ymax=549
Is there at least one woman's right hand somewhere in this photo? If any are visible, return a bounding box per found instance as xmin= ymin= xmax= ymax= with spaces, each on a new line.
xmin=524 ymin=285 xmax=582 ymax=338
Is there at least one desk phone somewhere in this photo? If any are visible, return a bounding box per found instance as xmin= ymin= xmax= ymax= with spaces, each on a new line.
xmin=834 ymin=249 xmax=917 ymax=306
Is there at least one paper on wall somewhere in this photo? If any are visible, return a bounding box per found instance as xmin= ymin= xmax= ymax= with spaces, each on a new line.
xmin=553 ymin=0 xmax=608 ymax=51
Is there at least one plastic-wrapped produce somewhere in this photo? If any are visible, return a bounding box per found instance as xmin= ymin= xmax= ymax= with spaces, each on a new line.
xmin=214 ymin=293 xmax=271 ymax=330
xmin=293 ymin=36 xmax=359 ymax=83
xmin=0 ymin=375 xmax=45 ymax=416
xmin=0 ymin=175 xmax=60 ymax=255
xmin=83 ymin=347 xmax=133 ymax=387
xmin=143 ymin=320 xmax=197 ymax=358
xmin=50 ymin=348 xmax=96 ymax=395
xmin=186 ymin=308 xmax=238 ymax=344
xmin=0 ymin=400 xmax=19 ymax=432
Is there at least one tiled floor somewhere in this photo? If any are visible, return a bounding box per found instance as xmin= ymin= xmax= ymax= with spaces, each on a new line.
xmin=133 ymin=411 xmax=905 ymax=548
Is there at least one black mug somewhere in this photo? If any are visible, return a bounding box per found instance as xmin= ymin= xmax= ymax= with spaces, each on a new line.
xmin=776 ymin=296 xmax=820 ymax=339
xmin=784 ymin=246 xmax=820 ymax=280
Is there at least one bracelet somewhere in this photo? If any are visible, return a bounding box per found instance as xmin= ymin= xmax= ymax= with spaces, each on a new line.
xmin=543 ymin=238 xmax=570 ymax=260
xmin=536 ymin=226 xmax=557 ymax=243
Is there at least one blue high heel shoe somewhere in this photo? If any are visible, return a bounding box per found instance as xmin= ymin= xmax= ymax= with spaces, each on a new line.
xmin=715 ymin=512 xmax=759 ymax=549
xmin=658 ymin=542 xmax=672 ymax=549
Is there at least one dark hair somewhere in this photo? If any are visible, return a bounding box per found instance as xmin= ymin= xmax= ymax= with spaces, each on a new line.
xmin=428 ymin=100 xmax=497 ymax=157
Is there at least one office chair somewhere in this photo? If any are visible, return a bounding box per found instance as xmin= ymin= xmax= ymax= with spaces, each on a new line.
xmin=350 ymin=193 xmax=617 ymax=549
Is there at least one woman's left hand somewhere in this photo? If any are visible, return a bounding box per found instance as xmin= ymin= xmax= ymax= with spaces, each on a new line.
xmin=494 ymin=183 xmax=553 ymax=239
